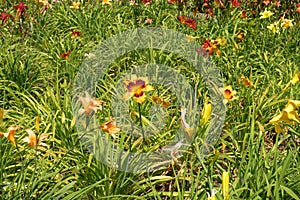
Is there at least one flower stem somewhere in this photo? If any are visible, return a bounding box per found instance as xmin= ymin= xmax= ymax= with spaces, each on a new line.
xmin=138 ymin=103 xmax=145 ymax=139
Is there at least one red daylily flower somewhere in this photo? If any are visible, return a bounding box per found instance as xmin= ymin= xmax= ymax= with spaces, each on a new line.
xmin=231 ymin=0 xmax=241 ymax=8
xmin=202 ymin=39 xmax=221 ymax=55
xmin=13 ymin=2 xmax=27 ymax=17
xmin=142 ymin=0 xmax=151 ymax=5
xmin=177 ymin=16 xmax=197 ymax=30
xmin=297 ymin=4 xmax=300 ymax=13
xmin=0 ymin=12 xmax=11 ymax=25
xmin=61 ymin=50 xmax=71 ymax=60
xmin=167 ymin=0 xmax=177 ymax=4
xmin=70 ymin=30 xmax=81 ymax=37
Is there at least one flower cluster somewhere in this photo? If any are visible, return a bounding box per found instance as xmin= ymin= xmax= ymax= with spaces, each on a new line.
xmin=177 ymin=15 xmax=197 ymax=30
xmin=201 ymin=38 xmax=226 ymax=56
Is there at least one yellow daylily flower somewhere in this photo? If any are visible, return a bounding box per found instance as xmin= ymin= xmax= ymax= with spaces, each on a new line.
xmin=221 ymin=85 xmax=238 ymax=104
xmin=70 ymin=2 xmax=80 ymax=10
xmin=215 ymin=37 xmax=227 ymax=46
xmin=281 ymin=18 xmax=293 ymax=28
xmin=291 ymin=72 xmax=300 ymax=85
xmin=260 ymin=10 xmax=274 ymax=19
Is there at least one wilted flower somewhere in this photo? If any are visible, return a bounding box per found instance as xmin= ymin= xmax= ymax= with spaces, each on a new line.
xmin=123 ymin=75 xmax=154 ymax=104
xmin=0 ymin=126 xmax=20 ymax=146
xmin=260 ymin=10 xmax=274 ymax=19
xmin=70 ymin=2 xmax=80 ymax=10
xmin=78 ymin=92 xmax=104 ymax=115
xmin=100 ymin=116 xmax=120 ymax=138
xmin=23 ymin=129 xmax=48 ymax=147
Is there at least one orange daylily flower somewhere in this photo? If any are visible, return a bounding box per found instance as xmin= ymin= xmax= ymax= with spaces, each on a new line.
xmin=240 ymin=75 xmax=254 ymax=87
xmin=23 ymin=129 xmax=48 ymax=147
xmin=123 ymin=75 xmax=154 ymax=104
xmin=100 ymin=116 xmax=120 ymax=138
xmin=152 ymin=96 xmax=170 ymax=108
xmin=70 ymin=2 xmax=80 ymax=9
xmin=0 ymin=126 xmax=20 ymax=146
xmin=78 ymin=92 xmax=104 ymax=115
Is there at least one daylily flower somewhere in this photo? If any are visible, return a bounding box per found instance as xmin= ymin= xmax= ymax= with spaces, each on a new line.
xmin=263 ymin=0 xmax=270 ymax=5
xmin=100 ymin=116 xmax=120 ymax=138
xmin=70 ymin=2 xmax=80 ymax=10
xmin=167 ymin=0 xmax=177 ymax=4
xmin=13 ymin=2 xmax=27 ymax=13
xmin=240 ymin=10 xmax=247 ymax=18
xmin=102 ymin=0 xmax=112 ymax=6
xmin=267 ymin=22 xmax=280 ymax=34
xmin=215 ymin=37 xmax=227 ymax=46
xmin=123 ymin=75 xmax=154 ymax=104
xmin=152 ymin=96 xmax=170 ymax=108
xmin=78 ymin=92 xmax=104 ymax=115
xmin=202 ymin=39 xmax=221 ymax=56
xmin=38 ymin=0 xmax=51 ymax=7
xmin=297 ymin=4 xmax=300 ymax=13
xmin=222 ymin=172 xmax=230 ymax=200
xmin=23 ymin=129 xmax=48 ymax=147
xmin=129 ymin=0 xmax=137 ymax=5
xmin=231 ymin=0 xmax=241 ymax=8
xmin=236 ymin=32 xmax=244 ymax=42
xmin=0 ymin=126 xmax=20 ymax=146
xmin=291 ymin=72 xmax=300 ymax=85
xmin=177 ymin=15 xmax=197 ymax=30
xmin=145 ymin=18 xmax=152 ymax=24
xmin=70 ymin=30 xmax=81 ymax=37
xmin=269 ymin=100 xmax=300 ymax=133
xmin=221 ymin=85 xmax=238 ymax=103
xmin=60 ymin=50 xmax=71 ymax=60
xmin=142 ymin=0 xmax=151 ymax=5
xmin=260 ymin=10 xmax=274 ymax=19
xmin=0 ymin=12 xmax=12 ymax=25
xmin=281 ymin=18 xmax=293 ymax=28
xmin=240 ymin=75 xmax=254 ymax=87
xmin=275 ymin=1 xmax=281 ymax=7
